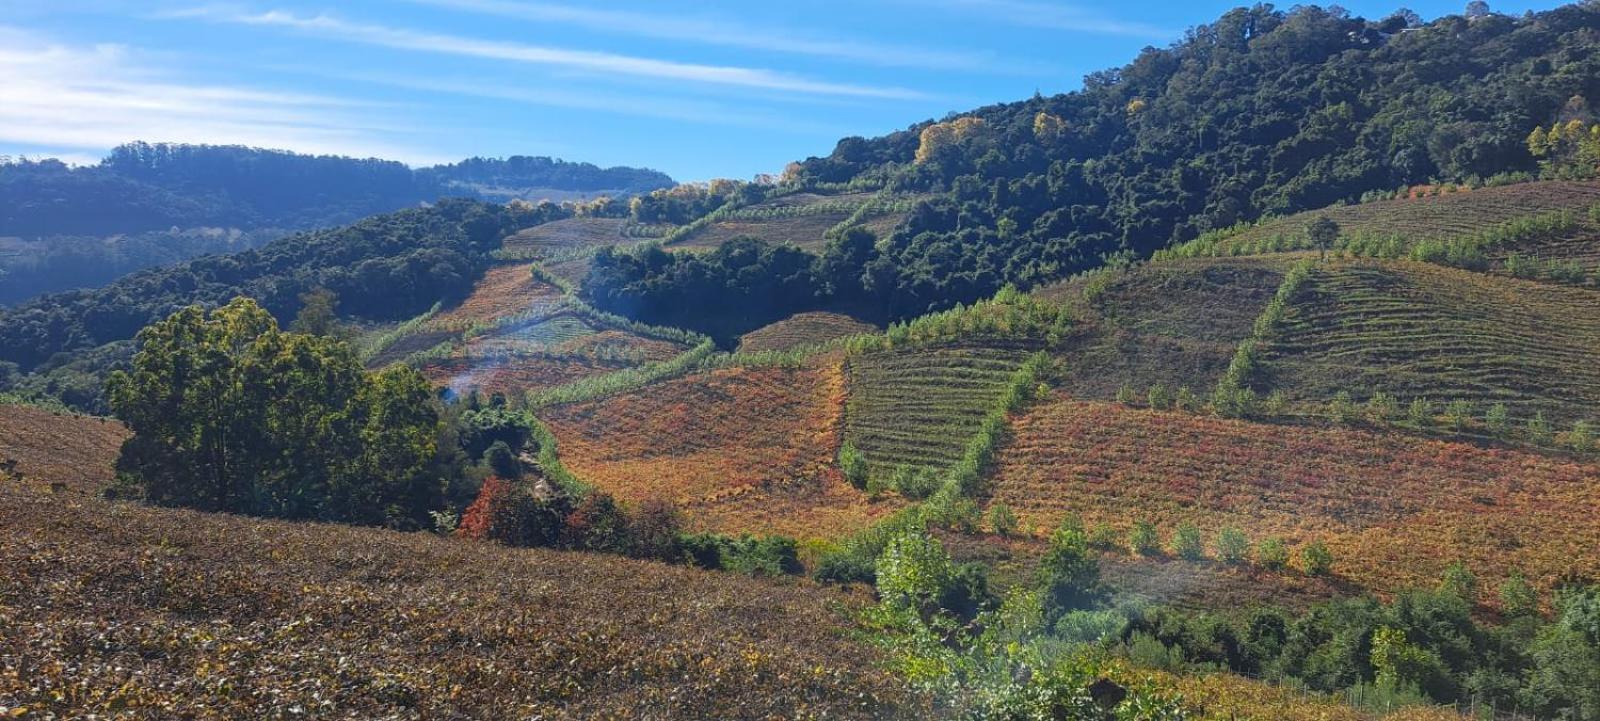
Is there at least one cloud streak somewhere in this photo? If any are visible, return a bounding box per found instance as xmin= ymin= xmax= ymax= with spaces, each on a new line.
xmin=0 ymin=26 xmax=451 ymax=165
xmin=921 ymin=0 xmax=1175 ymax=39
xmin=175 ymin=7 xmax=929 ymax=100
xmin=406 ymin=0 xmax=998 ymax=71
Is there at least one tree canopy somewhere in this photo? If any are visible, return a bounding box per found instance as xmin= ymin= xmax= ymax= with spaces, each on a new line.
xmin=107 ymin=298 xmax=443 ymax=527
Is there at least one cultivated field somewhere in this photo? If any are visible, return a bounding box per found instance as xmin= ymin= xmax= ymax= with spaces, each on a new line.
xmin=0 ymin=484 xmax=925 ymax=720
xmin=425 ymin=263 xmax=566 ymax=331
xmin=844 ymin=346 xmax=1031 ymax=478
xmin=1042 ymin=257 xmax=1289 ymax=401
xmin=988 ymin=398 xmax=1600 ymax=602
xmin=500 ymin=217 xmax=629 ymax=257
xmin=1265 ymin=260 xmax=1600 ymax=424
xmin=674 ymin=192 xmax=919 ymax=251
xmin=0 ymin=403 xmax=126 ymax=496
xmin=736 ymin=311 xmax=877 ymax=353
xmin=541 ymin=363 xmax=899 ymax=539
xmin=1224 ymin=180 xmax=1600 ymax=250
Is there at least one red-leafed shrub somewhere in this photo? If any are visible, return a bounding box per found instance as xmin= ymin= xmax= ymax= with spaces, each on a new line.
xmin=456 ymin=476 xmax=515 ymax=542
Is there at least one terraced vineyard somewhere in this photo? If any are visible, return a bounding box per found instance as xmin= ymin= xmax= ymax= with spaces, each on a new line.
xmin=1042 ymin=257 xmax=1289 ymax=400
xmin=674 ymin=192 xmax=921 ymax=251
xmin=1222 ymin=180 xmax=1600 ymax=251
xmin=988 ymin=398 xmax=1600 ymax=601
xmin=541 ymin=363 xmax=898 ymax=539
xmin=501 ymin=217 xmax=630 ymax=257
xmin=1265 ymin=260 xmax=1600 ymax=424
xmin=423 ymin=317 xmax=690 ymax=398
xmin=0 ymin=403 xmax=127 ymax=496
xmin=1482 ymin=227 xmax=1600 ymax=287
xmin=736 ymin=311 xmax=877 ymax=353
xmin=844 ymin=345 xmax=1031 ymax=478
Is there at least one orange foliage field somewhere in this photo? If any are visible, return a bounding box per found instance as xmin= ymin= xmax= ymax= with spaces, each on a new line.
xmin=0 ymin=403 xmax=127 ymax=496
xmin=542 ymin=363 xmax=902 ymax=539
xmin=989 ymin=397 xmax=1600 ymax=603
xmin=426 ymin=263 xmax=565 ymax=330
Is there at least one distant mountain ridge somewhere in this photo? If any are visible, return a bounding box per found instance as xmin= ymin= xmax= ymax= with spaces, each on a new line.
xmin=0 ymin=143 xmax=672 ymax=305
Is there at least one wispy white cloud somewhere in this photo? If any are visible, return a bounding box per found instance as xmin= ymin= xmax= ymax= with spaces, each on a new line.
xmin=172 ymin=7 xmax=929 ymax=100
xmin=406 ymin=0 xmax=999 ymax=71
xmin=277 ymin=65 xmax=848 ymax=136
xmin=0 ymin=26 xmax=453 ymax=164
xmin=920 ymin=0 xmax=1175 ymax=39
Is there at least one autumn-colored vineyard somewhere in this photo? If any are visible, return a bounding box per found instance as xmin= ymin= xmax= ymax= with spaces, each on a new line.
xmin=1223 ymin=180 xmax=1600 ymax=250
xmin=988 ymin=398 xmax=1600 ymax=602
xmin=1267 ymin=259 xmax=1600 ymax=423
xmin=0 ymin=403 xmax=127 ymax=496
xmin=500 ymin=216 xmax=629 ymax=256
xmin=845 ymin=345 xmax=1031 ymax=478
xmin=0 ymin=482 xmax=925 ymax=720
xmin=736 ymin=311 xmax=877 ymax=353
xmin=540 ymin=363 xmax=900 ymax=539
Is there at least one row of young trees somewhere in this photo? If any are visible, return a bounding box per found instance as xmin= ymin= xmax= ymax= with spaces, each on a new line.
xmin=864 ymin=518 xmax=1600 ymax=718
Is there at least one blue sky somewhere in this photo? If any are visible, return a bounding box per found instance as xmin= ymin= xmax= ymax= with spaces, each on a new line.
xmin=0 ymin=0 xmax=1560 ymax=181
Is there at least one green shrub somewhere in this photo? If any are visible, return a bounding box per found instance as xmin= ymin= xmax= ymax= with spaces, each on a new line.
xmin=1216 ymin=527 xmax=1250 ymax=565
xmin=1328 ymin=390 xmax=1355 ymax=425
xmin=1263 ymin=389 xmax=1288 ymax=417
xmin=1528 ymin=412 xmax=1553 ymax=445
xmin=1498 ymin=574 xmax=1538 ymax=617
xmin=1445 ymin=399 xmax=1472 ymax=431
xmin=1485 ymin=403 xmax=1510 ymax=436
xmin=1147 ymin=384 xmax=1173 ymax=411
xmin=1116 ymin=383 xmax=1138 ymax=406
xmin=1300 ymin=540 xmax=1334 ymax=577
xmin=1570 ymin=420 xmax=1595 ymax=452
xmin=1257 ymin=537 xmax=1290 ymax=570
xmin=988 ymin=503 xmax=1019 ymax=538
xmin=1408 ymin=397 xmax=1433 ymax=427
xmin=838 ymin=441 xmax=869 ymax=490
xmin=1367 ymin=392 xmax=1398 ymax=424
xmin=1175 ymin=386 xmax=1198 ymax=413
xmin=1437 ymin=562 xmax=1477 ymax=602
xmin=1130 ymin=520 xmax=1161 ymax=556
xmin=1088 ymin=522 xmax=1122 ymax=551
xmin=1172 ymin=522 xmax=1205 ymax=560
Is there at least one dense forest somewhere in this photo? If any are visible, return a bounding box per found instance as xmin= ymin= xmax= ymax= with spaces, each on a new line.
xmin=0 ymin=144 xmax=672 ymax=304
xmin=637 ymin=1 xmax=1600 ymax=323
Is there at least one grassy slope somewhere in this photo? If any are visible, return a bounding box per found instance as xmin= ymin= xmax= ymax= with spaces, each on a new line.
xmin=1224 ymin=180 xmax=1600 ymax=249
xmin=1038 ymin=257 xmax=1290 ymax=401
xmin=0 ymin=484 xmax=925 ymax=720
xmin=988 ymin=397 xmax=1600 ymax=603
xmin=736 ymin=311 xmax=878 ymax=353
xmin=1266 ymin=259 xmax=1600 ymax=424
xmin=540 ymin=362 xmax=900 ymax=539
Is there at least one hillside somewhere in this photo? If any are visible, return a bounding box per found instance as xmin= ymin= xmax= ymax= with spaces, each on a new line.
xmin=0 ymin=482 xmax=925 ymax=720
xmin=541 ymin=362 xmax=898 ymax=539
xmin=0 ymin=146 xmax=671 ymax=306
xmin=0 ymin=402 xmax=126 ymax=496
xmin=1260 ymin=260 xmax=1600 ymax=425
xmin=987 ymin=397 xmax=1600 ymax=603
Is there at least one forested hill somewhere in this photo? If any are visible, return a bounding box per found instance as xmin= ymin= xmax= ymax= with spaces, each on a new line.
xmin=779 ymin=2 xmax=1600 ymax=314
xmin=0 ymin=144 xmax=671 ymax=305
xmin=0 ymin=144 xmax=671 ymax=238
xmin=0 ymin=198 xmax=561 ymax=407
